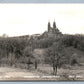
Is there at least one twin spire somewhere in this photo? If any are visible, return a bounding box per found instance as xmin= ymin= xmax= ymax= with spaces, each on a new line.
xmin=47 ymin=20 xmax=62 ymax=35
xmin=48 ymin=20 xmax=56 ymax=32
xmin=48 ymin=20 xmax=56 ymax=29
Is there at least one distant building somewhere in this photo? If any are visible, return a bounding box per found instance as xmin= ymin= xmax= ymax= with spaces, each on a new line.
xmin=32 ymin=34 xmax=41 ymax=37
xmin=42 ymin=20 xmax=62 ymax=38
xmin=2 ymin=34 xmax=8 ymax=38
xmin=12 ymin=20 xmax=62 ymax=39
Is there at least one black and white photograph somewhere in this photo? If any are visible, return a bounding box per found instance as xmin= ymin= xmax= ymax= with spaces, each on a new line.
xmin=0 ymin=3 xmax=84 ymax=81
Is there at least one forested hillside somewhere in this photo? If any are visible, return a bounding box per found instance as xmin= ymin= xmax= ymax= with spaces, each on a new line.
xmin=0 ymin=33 xmax=84 ymax=75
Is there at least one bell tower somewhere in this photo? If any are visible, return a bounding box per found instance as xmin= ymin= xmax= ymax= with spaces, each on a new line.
xmin=53 ymin=20 xmax=56 ymax=29
xmin=48 ymin=21 xmax=51 ymax=32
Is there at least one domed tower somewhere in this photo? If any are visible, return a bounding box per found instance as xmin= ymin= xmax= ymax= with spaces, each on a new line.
xmin=48 ymin=21 xmax=51 ymax=32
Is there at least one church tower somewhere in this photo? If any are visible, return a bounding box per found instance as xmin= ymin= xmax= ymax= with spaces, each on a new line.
xmin=48 ymin=21 xmax=51 ymax=32
xmin=53 ymin=20 xmax=56 ymax=29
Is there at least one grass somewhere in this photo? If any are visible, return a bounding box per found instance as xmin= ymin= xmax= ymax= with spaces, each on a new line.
xmin=0 ymin=63 xmax=84 ymax=80
xmin=0 ymin=47 xmax=84 ymax=80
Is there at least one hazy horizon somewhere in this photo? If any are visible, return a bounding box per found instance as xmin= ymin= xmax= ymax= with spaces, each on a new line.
xmin=0 ymin=4 xmax=84 ymax=37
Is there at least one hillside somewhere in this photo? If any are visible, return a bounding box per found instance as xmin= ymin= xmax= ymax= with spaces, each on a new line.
xmin=64 ymin=47 xmax=84 ymax=63
xmin=33 ymin=47 xmax=84 ymax=65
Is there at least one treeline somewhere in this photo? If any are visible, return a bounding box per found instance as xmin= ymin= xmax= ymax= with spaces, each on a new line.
xmin=0 ymin=33 xmax=84 ymax=74
xmin=44 ymin=34 xmax=84 ymax=75
xmin=61 ymin=34 xmax=84 ymax=51
xmin=0 ymin=35 xmax=57 ymax=68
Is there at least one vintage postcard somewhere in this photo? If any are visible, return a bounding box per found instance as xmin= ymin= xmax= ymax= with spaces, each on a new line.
xmin=0 ymin=3 xmax=84 ymax=81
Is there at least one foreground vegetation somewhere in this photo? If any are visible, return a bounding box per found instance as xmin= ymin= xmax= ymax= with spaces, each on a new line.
xmin=0 ymin=33 xmax=84 ymax=75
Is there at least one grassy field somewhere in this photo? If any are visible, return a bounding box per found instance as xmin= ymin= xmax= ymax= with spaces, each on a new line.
xmin=0 ymin=64 xmax=84 ymax=80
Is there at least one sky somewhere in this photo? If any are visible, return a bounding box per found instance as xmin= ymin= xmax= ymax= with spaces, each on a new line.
xmin=0 ymin=4 xmax=84 ymax=37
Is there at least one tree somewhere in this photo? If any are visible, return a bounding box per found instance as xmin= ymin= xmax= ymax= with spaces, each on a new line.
xmin=35 ymin=59 xmax=37 ymax=69
xmin=45 ymin=42 xmax=66 ymax=75
xmin=23 ymin=46 xmax=34 ymax=69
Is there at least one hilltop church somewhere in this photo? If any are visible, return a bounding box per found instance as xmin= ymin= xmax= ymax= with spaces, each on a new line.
xmin=42 ymin=20 xmax=62 ymax=37
xmin=29 ymin=20 xmax=62 ymax=39
xmin=48 ymin=20 xmax=61 ymax=34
